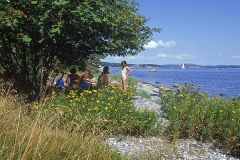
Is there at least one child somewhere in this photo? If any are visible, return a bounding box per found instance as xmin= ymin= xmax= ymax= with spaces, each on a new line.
xmin=66 ymin=68 xmax=80 ymax=89
xmin=121 ymin=60 xmax=132 ymax=90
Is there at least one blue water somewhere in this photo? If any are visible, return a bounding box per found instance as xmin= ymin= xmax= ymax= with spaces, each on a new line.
xmin=110 ymin=68 xmax=240 ymax=98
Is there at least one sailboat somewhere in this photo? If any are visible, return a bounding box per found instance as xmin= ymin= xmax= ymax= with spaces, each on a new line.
xmin=182 ymin=63 xmax=185 ymax=69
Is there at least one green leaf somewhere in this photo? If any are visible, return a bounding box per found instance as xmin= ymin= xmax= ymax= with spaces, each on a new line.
xmin=51 ymin=28 xmax=59 ymax=33
xmin=23 ymin=35 xmax=32 ymax=43
xmin=38 ymin=38 xmax=44 ymax=43
xmin=31 ymin=1 xmax=38 ymax=4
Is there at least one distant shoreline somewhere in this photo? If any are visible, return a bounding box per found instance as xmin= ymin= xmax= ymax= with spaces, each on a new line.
xmin=102 ymin=62 xmax=240 ymax=69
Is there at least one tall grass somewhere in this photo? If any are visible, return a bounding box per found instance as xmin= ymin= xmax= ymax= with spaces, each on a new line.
xmin=158 ymin=82 xmax=240 ymax=156
xmin=0 ymin=89 xmax=123 ymax=159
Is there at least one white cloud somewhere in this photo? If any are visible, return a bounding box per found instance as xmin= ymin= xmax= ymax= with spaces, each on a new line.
xmin=175 ymin=55 xmax=183 ymax=60
xmin=218 ymin=53 xmax=223 ymax=56
xmin=156 ymin=53 xmax=194 ymax=60
xmin=157 ymin=53 xmax=168 ymax=58
xmin=114 ymin=57 xmax=122 ymax=60
xmin=174 ymin=54 xmax=194 ymax=60
xmin=143 ymin=41 xmax=158 ymax=49
xmin=233 ymin=56 xmax=240 ymax=59
xmin=144 ymin=40 xmax=177 ymax=49
xmin=157 ymin=40 xmax=176 ymax=48
xmin=128 ymin=56 xmax=136 ymax=60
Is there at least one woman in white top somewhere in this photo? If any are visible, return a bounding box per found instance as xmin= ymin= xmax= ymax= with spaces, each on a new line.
xmin=121 ymin=60 xmax=132 ymax=90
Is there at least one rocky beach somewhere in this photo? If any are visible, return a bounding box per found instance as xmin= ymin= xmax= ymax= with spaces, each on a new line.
xmin=106 ymin=82 xmax=239 ymax=160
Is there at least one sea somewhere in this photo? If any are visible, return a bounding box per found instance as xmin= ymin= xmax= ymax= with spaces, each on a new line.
xmin=109 ymin=68 xmax=240 ymax=98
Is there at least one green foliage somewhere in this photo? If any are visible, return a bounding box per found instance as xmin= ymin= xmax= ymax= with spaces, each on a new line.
xmin=158 ymin=82 xmax=240 ymax=156
xmin=0 ymin=93 xmax=123 ymax=160
xmin=0 ymin=0 xmax=160 ymax=95
xmin=34 ymin=85 xmax=160 ymax=135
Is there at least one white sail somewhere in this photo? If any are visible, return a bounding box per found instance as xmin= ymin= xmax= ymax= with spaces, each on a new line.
xmin=182 ymin=63 xmax=185 ymax=69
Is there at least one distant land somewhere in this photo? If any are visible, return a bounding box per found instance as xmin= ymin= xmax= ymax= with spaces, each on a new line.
xmin=101 ymin=62 xmax=240 ymax=69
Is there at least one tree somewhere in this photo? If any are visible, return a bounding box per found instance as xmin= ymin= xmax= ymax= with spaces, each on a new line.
xmin=0 ymin=0 xmax=160 ymax=97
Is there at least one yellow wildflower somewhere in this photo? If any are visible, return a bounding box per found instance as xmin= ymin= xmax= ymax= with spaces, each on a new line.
xmin=92 ymin=90 xmax=97 ymax=93
xmin=88 ymin=109 xmax=92 ymax=111
xmin=105 ymin=107 xmax=108 ymax=111
xmin=173 ymin=106 xmax=176 ymax=109
xmin=104 ymin=119 xmax=108 ymax=123
xmin=61 ymin=106 xmax=65 ymax=108
xmin=96 ymin=100 xmax=100 ymax=103
xmin=82 ymin=105 xmax=85 ymax=108
xmin=232 ymin=111 xmax=236 ymax=114
xmin=72 ymin=103 xmax=76 ymax=107
xmin=177 ymin=88 xmax=182 ymax=91
xmin=70 ymin=100 xmax=73 ymax=103
xmin=115 ymin=109 xmax=118 ymax=112
xmin=122 ymin=121 xmax=126 ymax=124
xmin=219 ymin=110 xmax=223 ymax=113
xmin=52 ymin=91 xmax=55 ymax=95
xmin=159 ymin=86 xmax=164 ymax=90
xmin=149 ymin=118 xmax=151 ymax=120
xmin=232 ymin=119 xmax=235 ymax=121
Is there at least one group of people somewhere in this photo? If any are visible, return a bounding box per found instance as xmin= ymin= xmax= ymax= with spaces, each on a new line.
xmin=65 ymin=68 xmax=93 ymax=89
xmin=57 ymin=60 xmax=132 ymax=90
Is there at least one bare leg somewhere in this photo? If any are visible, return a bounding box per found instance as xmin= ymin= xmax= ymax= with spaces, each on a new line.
xmin=121 ymin=77 xmax=126 ymax=90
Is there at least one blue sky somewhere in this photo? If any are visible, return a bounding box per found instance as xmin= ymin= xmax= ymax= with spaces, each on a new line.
xmin=103 ymin=0 xmax=240 ymax=65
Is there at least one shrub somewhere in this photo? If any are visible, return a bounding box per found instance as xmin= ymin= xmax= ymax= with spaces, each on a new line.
xmin=158 ymin=82 xmax=240 ymax=156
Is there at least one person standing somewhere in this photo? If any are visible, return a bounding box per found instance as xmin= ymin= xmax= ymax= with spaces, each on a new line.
xmin=121 ymin=60 xmax=132 ymax=90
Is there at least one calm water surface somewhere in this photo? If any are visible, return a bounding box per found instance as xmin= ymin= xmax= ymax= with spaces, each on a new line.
xmin=110 ymin=68 xmax=240 ymax=98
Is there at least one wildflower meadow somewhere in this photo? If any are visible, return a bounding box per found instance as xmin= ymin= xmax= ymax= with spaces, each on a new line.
xmin=158 ymin=81 xmax=240 ymax=156
xmin=33 ymin=82 xmax=160 ymax=135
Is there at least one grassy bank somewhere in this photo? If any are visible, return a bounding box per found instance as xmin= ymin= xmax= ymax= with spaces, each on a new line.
xmin=0 ymin=90 xmax=123 ymax=159
xmin=0 ymin=73 xmax=162 ymax=159
xmin=33 ymin=81 xmax=160 ymax=135
xmin=158 ymin=82 xmax=240 ymax=156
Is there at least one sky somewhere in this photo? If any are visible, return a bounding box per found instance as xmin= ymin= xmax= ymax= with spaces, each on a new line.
xmin=102 ymin=0 xmax=240 ymax=65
